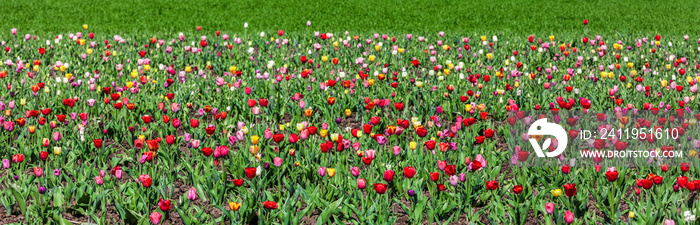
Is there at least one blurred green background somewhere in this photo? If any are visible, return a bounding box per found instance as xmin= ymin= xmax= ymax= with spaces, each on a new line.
xmin=2 ymin=0 xmax=699 ymax=35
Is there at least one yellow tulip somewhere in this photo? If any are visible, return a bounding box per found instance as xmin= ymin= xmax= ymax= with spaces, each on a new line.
xmin=661 ymin=80 xmax=668 ymax=88
xmin=444 ymin=69 xmax=450 ymax=75
xmin=241 ymin=126 xmax=249 ymax=134
xmin=369 ymin=55 xmax=376 ymax=62
xmin=465 ymin=104 xmax=472 ymax=112
xmin=327 ymin=168 xmax=336 ymax=178
xmin=628 ymin=212 xmax=635 ymax=218
xmin=627 ymin=62 xmax=633 ymax=68
xmin=374 ymin=45 xmax=381 ymax=51
xmin=442 ymin=45 xmax=450 ymax=51
xmin=477 ymin=104 xmax=486 ymax=111
xmin=87 ymin=48 xmax=93 ymax=55
xmin=344 ymin=109 xmax=352 ymax=117
xmin=4 ymin=110 xmax=10 ymax=116
xmin=229 ymin=66 xmax=237 ymax=73
xmin=53 ymin=147 xmax=62 ymax=155
xmin=398 ymin=48 xmax=404 ymax=54
xmin=185 ymin=66 xmax=192 ymax=73
xmin=549 ymin=36 xmax=555 ymax=41
xmin=144 ymin=65 xmax=151 ymax=72
xmin=126 ymin=82 xmax=133 ymax=88
xmin=65 ymin=73 xmax=72 ymax=80
xmin=514 ymin=81 xmax=520 ymax=88
xmin=630 ymin=70 xmax=637 ymax=77
xmin=626 ymin=83 xmax=631 ymax=89
xmin=409 ymin=141 xmax=417 ymax=150
xmin=655 ymin=41 xmax=660 ymax=46
xmin=480 ymin=36 xmax=486 ymax=41
xmin=20 ymin=98 xmax=26 ymax=106
xmin=83 ymin=24 xmax=88 ymax=30
xmin=319 ymin=129 xmax=328 ymax=138
xmin=368 ymin=79 xmax=375 ymax=86
xmin=330 ymin=133 xmax=339 ymax=142
xmin=486 ymin=53 xmax=493 ymax=60
xmin=688 ymin=76 xmax=694 ymax=84
xmin=690 ymin=119 xmax=698 ymax=126
xmin=139 ymin=135 xmax=146 ymax=140
xmin=229 ymin=202 xmax=240 ymax=211
xmin=251 ymin=135 xmax=259 ymax=145
xmin=279 ymin=124 xmax=285 ymax=131
xmin=60 ymin=65 xmax=66 ymax=72
xmin=690 ymin=150 xmax=697 ymax=157
xmin=33 ymin=65 xmax=39 ymax=71
xmin=130 ymin=70 xmax=138 ymax=78
xmin=321 ymin=56 xmax=328 ymax=62
xmin=333 ymin=41 xmax=339 ymax=47
xmin=415 ymin=81 xmax=423 ymax=88
xmin=551 ymin=189 xmax=562 ymax=197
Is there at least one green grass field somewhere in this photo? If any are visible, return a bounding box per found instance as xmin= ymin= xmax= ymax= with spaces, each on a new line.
xmin=3 ymin=0 xmax=700 ymax=36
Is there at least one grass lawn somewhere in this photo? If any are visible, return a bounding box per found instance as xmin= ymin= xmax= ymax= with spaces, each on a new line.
xmin=2 ymin=0 xmax=700 ymax=36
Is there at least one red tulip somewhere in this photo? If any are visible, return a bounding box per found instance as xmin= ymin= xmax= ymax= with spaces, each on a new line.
xmin=142 ymin=115 xmax=152 ymax=124
xmin=166 ymin=135 xmax=175 ymax=145
xmin=424 ymin=140 xmax=436 ymax=150
xmin=245 ymin=167 xmax=256 ymax=179
xmin=158 ymin=199 xmax=171 ymax=211
xmin=205 ymin=125 xmax=216 ymax=135
xmin=262 ymin=201 xmax=278 ymax=209
xmin=273 ymin=133 xmax=284 ymax=143
xmin=483 ymin=128 xmax=495 ymax=138
xmin=93 ymin=139 xmax=103 ymax=149
xmin=486 ymin=180 xmax=499 ymax=190
xmin=140 ymin=175 xmax=152 ymax=187
xmin=233 ymin=179 xmax=244 ymax=186
xmin=190 ymin=119 xmax=199 ymax=128
xmin=563 ymin=183 xmax=577 ymax=197
xmin=475 ymin=136 xmax=485 ymax=144
xmin=373 ymin=183 xmax=387 ymax=194
xmin=444 ymin=165 xmax=456 ymax=176
xmin=429 ymin=172 xmax=440 ymax=182
xmin=39 ymin=151 xmax=48 ymax=160
xmin=202 ymin=147 xmax=213 ymax=156
xmin=362 ymin=157 xmax=372 ymax=165
xmin=678 ymin=176 xmax=688 ymax=188
xmin=605 ymin=171 xmax=618 ymax=182
xmin=403 ymin=166 xmax=416 ymax=179
xmin=259 ymin=98 xmax=269 ymax=107
xmin=513 ymin=185 xmax=523 ymax=194
xmin=383 ymin=170 xmax=395 ymax=182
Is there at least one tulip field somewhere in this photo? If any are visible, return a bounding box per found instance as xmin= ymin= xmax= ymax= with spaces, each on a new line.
xmin=3 ymin=20 xmax=700 ymax=225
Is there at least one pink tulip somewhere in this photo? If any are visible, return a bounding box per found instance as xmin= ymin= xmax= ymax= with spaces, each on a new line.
xmin=351 ymin=167 xmax=360 ymax=177
xmin=392 ymin=146 xmax=401 ymax=156
xmin=318 ymin=167 xmax=326 ymax=177
xmin=273 ymin=157 xmax=283 ymax=167
xmin=150 ymin=212 xmax=162 ymax=224
xmin=545 ymin=202 xmax=554 ymax=214
xmin=564 ymin=211 xmax=574 ymax=223
xmin=95 ymin=176 xmax=103 ymax=185
xmin=357 ymin=178 xmax=366 ymax=189
xmin=187 ymin=188 xmax=197 ymax=200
